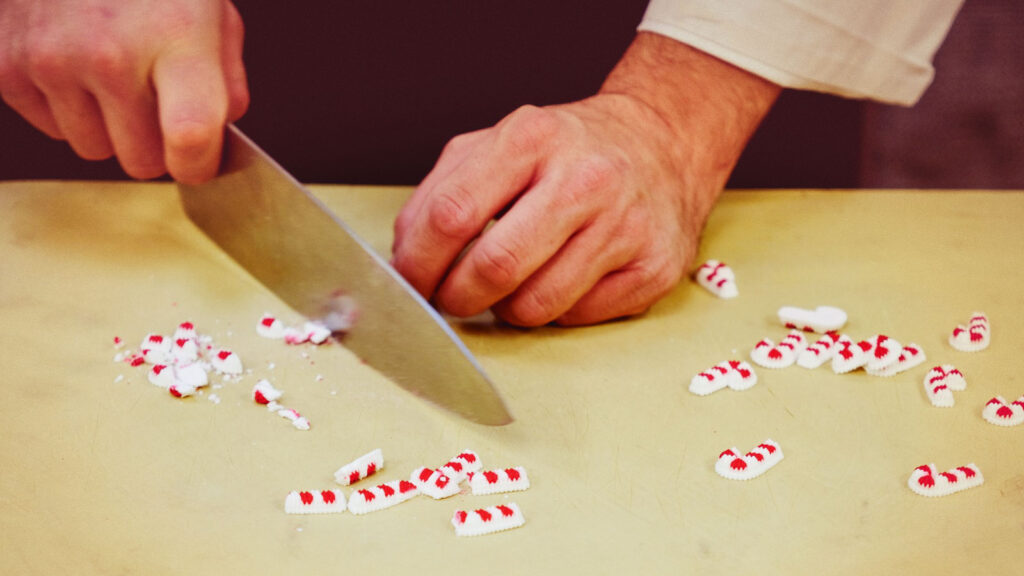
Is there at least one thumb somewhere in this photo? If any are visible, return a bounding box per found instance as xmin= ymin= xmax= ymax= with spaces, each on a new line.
xmin=153 ymin=40 xmax=229 ymax=185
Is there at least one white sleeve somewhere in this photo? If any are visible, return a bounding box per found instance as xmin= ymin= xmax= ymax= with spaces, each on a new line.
xmin=638 ymin=0 xmax=964 ymax=105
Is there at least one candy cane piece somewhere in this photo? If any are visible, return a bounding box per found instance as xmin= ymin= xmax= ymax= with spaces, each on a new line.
xmin=689 ymin=362 xmax=736 ymax=396
xmin=949 ymin=312 xmax=990 ymax=352
xmin=468 ymin=467 xmax=531 ymax=495
xmin=277 ymin=408 xmax=310 ymax=430
xmin=410 ymin=466 xmax=461 ymax=499
xmin=750 ymin=339 xmax=794 ymax=369
xmin=831 ymin=335 xmax=872 ymax=374
xmin=452 ymin=503 xmax=525 ymax=537
xmin=334 ymin=449 xmax=384 ymax=486
xmin=908 ymin=463 xmax=983 ymax=497
xmin=253 ymin=379 xmax=283 ymax=405
xmin=777 ymin=305 xmax=848 ymax=333
xmin=439 ymin=450 xmax=483 ymax=483
xmin=347 ymin=480 xmax=419 ymax=515
xmin=694 ymin=260 xmax=738 ymax=299
xmin=864 ymin=335 xmax=901 ymax=372
xmin=211 ymin=349 xmax=243 ymax=375
xmin=715 ymin=440 xmax=784 ymax=481
xmin=923 ymin=365 xmax=966 ymax=407
xmin=982 ymin=396 xmax=1024 ymax=427
xmin=284 ymin=490 xmax=347 ymax=514
xmin=797 ymin=332 xmax=841 ymax=369
xmin=727 ymin=360 xmax=758 ymax=391
xmin=171 ymin=337 xmax=199 ymax=363
xmin=148 ymin=364 xmax=175 ymax=389
xmin=257 ymin=314 xmax=286 ymax=339
xmin=865 ymin=343 xmax=926 ymax=377
xmin=175 ymin=362 xmax=208 ymax=389
xmin=173 ymin=321 xmax=197 ymax=342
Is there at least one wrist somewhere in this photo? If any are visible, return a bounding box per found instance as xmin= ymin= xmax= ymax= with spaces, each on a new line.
xmin=599 ymin=32 xmax=780 ymax=204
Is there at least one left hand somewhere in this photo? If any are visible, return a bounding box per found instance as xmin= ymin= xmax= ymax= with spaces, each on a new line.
xmin=391 ymin=32 xmax=779 ymax=326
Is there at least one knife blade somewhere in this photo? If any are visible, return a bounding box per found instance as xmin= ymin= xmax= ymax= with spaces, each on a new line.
xmin=178 ymin=125 xmax=512 ymax=425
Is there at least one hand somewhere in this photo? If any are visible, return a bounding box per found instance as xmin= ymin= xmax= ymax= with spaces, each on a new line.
xmin=392 ymin=33 xmax=779 ymax=326
xmin=0 ymin=0 xmax=248 ymax=184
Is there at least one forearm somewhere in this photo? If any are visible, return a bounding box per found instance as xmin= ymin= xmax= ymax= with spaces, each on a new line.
xmin=600 ymin=32 xmax=781 ymax=215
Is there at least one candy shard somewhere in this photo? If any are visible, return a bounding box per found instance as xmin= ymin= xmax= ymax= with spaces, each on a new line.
xmin=257 ymin=314 xmax=286 ymax=339
xmin=908 ymin=463 xmax=983 ymax=497
xmin=694 ymin=260 xmax=738 ymax=299
xmin=831 ymin=335 xmax=869 ymax=374
xmin=468 ymin=467 xmax=531 ymax=495
xmin=864 ymin=335 xmax=902 ymax=372
xmin=452 ymin=503 xmax=525 ymax=537
xmin=347 ymin=480 xmax=419 ymax=515
xmin=211 ymin=349 xmax=243 ymax=375
xmin=334 ymin=449 xmax=384 ymax=486
xmin=175 ymin=362 xmax=209 ymax=389
xmin=253 ymin=379 xmax=283 ymax=404
xmin=750 ymin=331 xmax=805 ymax=369
xmin=285 ymin=490 xmax=347 ymax=514
xmin=148 ymin=364 xmax=175 ymax=389
xmin=714 ymin=440 xmax=784 ymax=480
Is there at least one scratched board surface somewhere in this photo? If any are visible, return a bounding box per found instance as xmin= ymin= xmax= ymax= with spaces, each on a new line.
xmin=1 ymin=182 xmax=1022 ymax=574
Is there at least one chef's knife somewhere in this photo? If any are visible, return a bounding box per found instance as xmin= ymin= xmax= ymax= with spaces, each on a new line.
xmin=178 ymin=125 xmax=512 ymax=425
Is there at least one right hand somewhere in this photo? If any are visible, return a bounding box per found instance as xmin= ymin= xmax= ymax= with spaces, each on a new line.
xmin=0 ymin=0 xmax=249 ymax=184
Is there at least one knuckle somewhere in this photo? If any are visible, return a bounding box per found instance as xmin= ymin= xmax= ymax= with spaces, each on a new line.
xmin=164 ymin=120 xmax=219 ymax=156
xmin=500 ymin=287 xmax=560 ymax=327
xmin=426 ymin=184 xmax=479 ymax=240
xmin=85 ymin=40 xmax=132 ymax=86
xmin=471 ymin=240 xmax=522 ymax=292
xmin=498 ymin=104 xmax=560 ymax=157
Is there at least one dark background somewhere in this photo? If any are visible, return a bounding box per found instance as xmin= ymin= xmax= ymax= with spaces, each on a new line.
xmin=1 ymin=1 xmax=1020 ymax=188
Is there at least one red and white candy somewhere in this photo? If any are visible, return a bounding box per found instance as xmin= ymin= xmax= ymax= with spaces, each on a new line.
xmin=750 ymin=331 xmax=807 ymax=369
xmin=777 ymin=305 xmax=847 ymax=334
xmin=924 ymin=365 xmax=966 ymax=407
xmin=257 ymin=314 xmax=286 ymax=339
xmin=140 ymin=334 xmax=171 ymax=364
xmin=982 ymin=395 xmax=1024 ymax=427
xmin=347 ymin=480 xmax=419 ymax=515
xmin=171 ymin=337 xmax=199 ymax=363
xmin=277 ymin=408 xmax=310 ymax=430
xmin=797 ymin=332 xmax=842 ymax=369
xmin=438 ymin=450 xmax=483 ymax=483
xmin=253 ymin=379 xmax=283 ymax=405
xmin=715 ymin=440 xmax=784 ymax=481
xmin=211 ymin=349 xmax=243 ymax=375
xmin=410 ymin=466 xmax=460 ymax=499
xmin=284 ymin=489 xmax=347 ymax=514
xmin=908 ymin=463 xmax=983 ymax=497
xmin=452 ymin=503 xmax=525 ymax=537
xmin=865 ymin=343 xmax=926 ymax=377
xmin=334 ymin=448 xmax=384 ymax=486
xmin=468 ymin=467 xmax=530 ymax=495
xmin=689 ymin=360 xmax=758 ymax=396
xmin=694 ymin=260 xmax=738 ymax=299
xmin=148 ymin=364 xmax=175 ymax=388
xmin=863 ymin=334 xmax=901 ymax=372
xmin=284 ymin=321 xmax=332 ymax=345
xmin=831 ymin=335 xmax=872 ymax=374
xmin=173 ymin=321 xmax=197 ymax=342
xmin=949 ymin=312 xmax=990 ymax=352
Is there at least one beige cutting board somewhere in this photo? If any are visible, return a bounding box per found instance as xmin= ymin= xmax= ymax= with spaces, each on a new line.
xmin=1 ymin=181 xmax=1022 ymax=574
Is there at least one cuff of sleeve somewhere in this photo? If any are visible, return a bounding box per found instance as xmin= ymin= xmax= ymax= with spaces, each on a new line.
xmin=638 ymin=1 xmax=955 ymax=106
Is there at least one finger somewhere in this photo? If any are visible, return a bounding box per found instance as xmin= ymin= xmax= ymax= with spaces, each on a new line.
xmin=153 ymin=41 xmax=229 ymax=184
xmin=38 ymin=85 xmax=114 ymax=160
xmin=392 ymin=128 xmax=489 ymax=254
xmin=220 ymin=0 xmax=249 ymax=122
xmin=555 ymin=260 xmax=683 ymax=326
xmin=1 ymin=83 xmax=63 ymax=140
xmin=390 ymin=110 xmax=552 ymax=298
xmin=486 ymin=215 xmax=640 ymax=326
xmin=433 ymin=166 xmax=605 ymax=318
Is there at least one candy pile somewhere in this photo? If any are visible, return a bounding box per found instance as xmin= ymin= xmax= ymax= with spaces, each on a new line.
xmin=286 ymin=448 xmax=529 ymax=537
xmin=114 ymin=321 xmax=244 ymax=399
